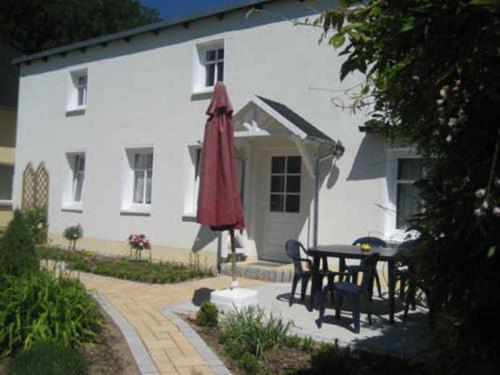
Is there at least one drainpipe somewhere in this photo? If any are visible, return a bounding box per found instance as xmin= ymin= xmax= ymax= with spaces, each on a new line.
xmin=311 ymin=143 xmax=335 ymax=247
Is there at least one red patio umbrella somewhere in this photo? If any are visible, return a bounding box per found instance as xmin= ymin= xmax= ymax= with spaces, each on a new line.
xmin=196 ymin=82 xmax=245 ymax=286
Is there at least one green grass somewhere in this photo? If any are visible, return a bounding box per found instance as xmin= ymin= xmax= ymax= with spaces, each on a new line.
xmin=37 ymin=246 xmax=214 ymax=284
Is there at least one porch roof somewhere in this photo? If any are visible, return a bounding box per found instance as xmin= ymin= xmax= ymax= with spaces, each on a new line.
xmin=234 ymin=95 xmax=335 ymax=145
xmin=256 ymin=96 xmax=334 ymax=143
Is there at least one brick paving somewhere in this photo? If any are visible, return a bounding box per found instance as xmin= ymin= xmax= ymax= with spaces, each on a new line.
xmin=79 ymin=272 xmax=260 ymax=374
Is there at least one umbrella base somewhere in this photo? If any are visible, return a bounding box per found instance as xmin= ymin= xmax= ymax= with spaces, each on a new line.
xmin=210 ymin=288 xmax=258 ymax=311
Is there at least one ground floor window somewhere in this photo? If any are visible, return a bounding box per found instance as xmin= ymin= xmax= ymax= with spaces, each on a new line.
xmin=132 ymin=152 xmax=153 ymax=205
xmin=0 ymin=164 xmax=14 ymax=202
xmin=72 ymin=154 xmax=85 ymax=202
xmin=395 ymin=158 xmax=424 ymax=229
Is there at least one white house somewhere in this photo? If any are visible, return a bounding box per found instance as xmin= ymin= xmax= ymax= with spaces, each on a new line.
xmin=12 ymin=0 xmax=423 ymax=265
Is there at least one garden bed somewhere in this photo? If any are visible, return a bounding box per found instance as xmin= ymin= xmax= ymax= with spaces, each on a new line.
xmin=0 ymin=304 xmax=139 ymax=375
xmin=186 ymin=303 xmax=426 ymax=375
xmin=38 ymin=246 xmax=214 ymax=284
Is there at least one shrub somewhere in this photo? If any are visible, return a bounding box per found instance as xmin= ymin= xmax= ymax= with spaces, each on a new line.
xmin=0 ymin=269 xmax=101 ymax=357
xmin=221 ymin=306 xmax=293 ymax=360
xmin=63 ymin=225 xmax=83 ymax=250
xmin=301 ymin=336 xmax=315 ymax=352
xmin=196 ymin=302 xmax=219 ymax=327
xmin=236 ymin=352 xmax=261 ymax=375
xmin=285 ymin=334 xmax=301 ymax=348
xmin=0 ymin=210 xmax=38 ymax=280
xmin=7 ymin=341 xmax=87 ymax=375
xmin=21 ymin=207 xmax=47 ymax=245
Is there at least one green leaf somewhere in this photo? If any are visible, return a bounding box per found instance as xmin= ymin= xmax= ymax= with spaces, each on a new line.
xmin=329 ymin=33 xmax=346 ymax=48
xmin=487 ymin=246 xmax=496 ymax=258
xmin=469 ymin=0 xmax=496 ymax=6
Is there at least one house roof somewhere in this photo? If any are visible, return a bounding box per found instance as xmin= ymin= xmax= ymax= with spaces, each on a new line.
xmin=13 ymin=0 xmax=272 ymax=65
xmin=0 ymin=42 xmax=20 ymax=110
xmin=256 ymin=96 xmax=334 ymax=143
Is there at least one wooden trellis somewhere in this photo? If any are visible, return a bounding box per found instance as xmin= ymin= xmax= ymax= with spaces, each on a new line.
xmin=22 ymin=163 xmax=36 ymax=208
xmin=35 ymin=162 xmax=49 ymax=207
xmin=22 ymin=162 xmax=50 ymax=208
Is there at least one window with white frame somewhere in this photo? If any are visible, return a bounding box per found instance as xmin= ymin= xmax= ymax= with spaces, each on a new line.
xmin=395 ymin=158 xmax=424 ymax=229
xmin=194 ymin=40 xmax=224 ymax=93
xmin=67 ymin=70 xmax=88 ymax=110
xmin=184 ymin=146 xmax=202 ymax=216
xmin=204 ymin=48 xmax=224 ymax=87
xmin=62 ymin=153 xmax=86 ymax=210
xmin=122 ymin=148 xmax=154 ymax=213
xmin=72 ymin=154 xmax=85 ymax=202
xmin=132 ymin=152 xmax=153 ymax=205
xmin=0 ymin=164 xmax=14 ymax=204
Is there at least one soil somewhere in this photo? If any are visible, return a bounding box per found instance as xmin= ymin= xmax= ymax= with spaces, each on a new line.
xmin=85 ymin=305 xmax=140 ymax=375
xmin=0 ymin=305 xmax=140 ymax=375
xmin=186 ymin=317 xmax=312 ymax=374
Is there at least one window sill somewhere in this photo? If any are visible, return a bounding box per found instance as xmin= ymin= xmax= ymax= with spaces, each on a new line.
xmin=0 ymin=200 xmax=13 ymax=207
xmin=66 ymin=106 xmax=86 ymax=116
xmin=62 ymin=202 xmax=83 ymax=213
xmin=182 ymin=213 xmax=197 ymax=222
xmin=192 ymin=86 xmax=215 ymax=96
xmin=120 ymin=205 xmax=152 ymax=216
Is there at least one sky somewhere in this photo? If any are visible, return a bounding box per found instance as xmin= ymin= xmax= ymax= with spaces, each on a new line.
xmin=140 ymin=0 xmax=252 ymax=20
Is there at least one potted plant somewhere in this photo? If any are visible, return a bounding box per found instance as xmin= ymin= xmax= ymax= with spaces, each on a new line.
xmin=63 ymin=224 xmax=83 ymax=250
xmin=128 ymin=233 xmax=151 ymax=262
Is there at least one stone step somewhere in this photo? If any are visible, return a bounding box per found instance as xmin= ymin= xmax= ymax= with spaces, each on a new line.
xmin=220 ymin=263 xmax=294 ymax=283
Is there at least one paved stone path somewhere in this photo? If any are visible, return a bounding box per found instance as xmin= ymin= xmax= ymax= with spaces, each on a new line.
xmin=78 ymin=272 xmax=260 ymax=374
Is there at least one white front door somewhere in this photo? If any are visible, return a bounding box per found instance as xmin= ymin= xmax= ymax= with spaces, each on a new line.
xmin=261 ymin=154 xmax=303 ymax=262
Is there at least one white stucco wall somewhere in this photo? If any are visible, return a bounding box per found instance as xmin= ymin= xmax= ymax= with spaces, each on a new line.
xmin=14 ymin=0 xmax=394 ymax=258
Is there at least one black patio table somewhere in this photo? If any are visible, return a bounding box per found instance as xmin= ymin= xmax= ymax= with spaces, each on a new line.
xmin=308 ymin=244 xmax=401 ymax=324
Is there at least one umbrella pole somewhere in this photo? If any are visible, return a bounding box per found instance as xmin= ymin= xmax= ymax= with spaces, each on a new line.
xmin=229 ymin=228 xmax=238 ymax=289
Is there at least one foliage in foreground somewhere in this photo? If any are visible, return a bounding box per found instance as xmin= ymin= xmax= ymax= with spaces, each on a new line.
xmin=0 ymin=268 xmax=101 ymax=358
xmin=303 ymin=342 xmax=423 ymax=375
xmin=38 ymin=246 xmax=214 ymax=283
xmin=196 ymin=302 xmax=219 ymax=327
xmin=318 ymin=0 xmax=500 ymax=372
xmin=0 ymin=210 xmax=39 ymax=280
xmin=7 ymin=341 xmax=88 ymax=375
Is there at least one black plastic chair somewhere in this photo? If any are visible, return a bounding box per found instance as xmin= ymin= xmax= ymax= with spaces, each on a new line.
xmin=350 ymin=237 xmax=386 ymax=297
xmin=318 ymin=253 xmax=380 ymax=333
xmin=285 ymin=240 xmax=314 ymax=308
xmin=396 ymin=239 xmax=420 ymax=319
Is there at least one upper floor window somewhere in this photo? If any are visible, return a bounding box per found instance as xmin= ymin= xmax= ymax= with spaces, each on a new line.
xmin=205 ymin=48 xmax=224 ymax=87
xmin=67 ymin=69 xmax=88 ymax=111
xmin=193 ymin=40 xmax=224 ymax=94
xmin=0 ymin=164 xmax=14 ymax=204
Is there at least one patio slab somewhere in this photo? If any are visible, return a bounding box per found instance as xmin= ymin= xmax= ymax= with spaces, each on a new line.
xmin=169 ymin=282 xmax=430 ymax=357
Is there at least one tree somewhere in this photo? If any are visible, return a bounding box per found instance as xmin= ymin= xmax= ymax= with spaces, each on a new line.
xmin=0 ymin=0 xmax=160 ymax=54
xmin=318 ymin=0 xmax=500 ymax=373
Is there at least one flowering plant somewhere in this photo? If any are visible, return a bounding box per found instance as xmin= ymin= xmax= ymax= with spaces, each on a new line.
xmin=128 ymin=233 xmax=151 ymax=251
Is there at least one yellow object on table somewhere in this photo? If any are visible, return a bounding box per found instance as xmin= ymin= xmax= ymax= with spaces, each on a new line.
xmin=360 ymin=243 xmax=371 ymax=253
